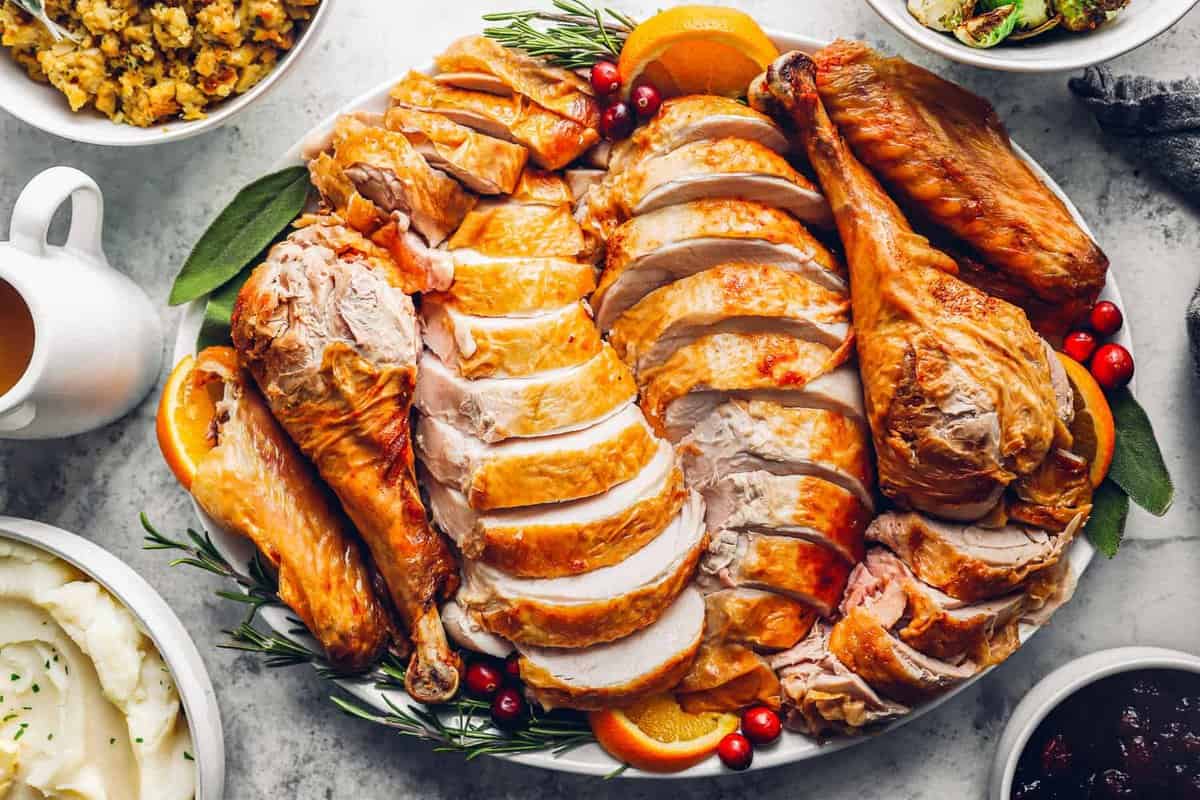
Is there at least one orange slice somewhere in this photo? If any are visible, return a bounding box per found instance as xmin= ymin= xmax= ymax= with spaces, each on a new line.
xmin=617 ymin=6 xmax=779 ymax=99
xmin=156 ymin=354 xmax=223 ymax=490
xmin=589 ymin=693 xmax=739 ymax=773
xmin=1056 ymin=352 xmax=1115 ymax=488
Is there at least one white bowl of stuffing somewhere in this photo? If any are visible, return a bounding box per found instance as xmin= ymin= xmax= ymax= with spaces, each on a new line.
xmin=0 ymin=0 xmax=331 ymax=146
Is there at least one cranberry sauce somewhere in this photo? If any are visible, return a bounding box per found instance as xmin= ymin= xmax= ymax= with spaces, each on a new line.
xmin=1012 ymin=669 xmax=1200 ymax=799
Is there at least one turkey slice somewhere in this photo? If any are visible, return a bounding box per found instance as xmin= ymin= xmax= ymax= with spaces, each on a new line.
xmin=414 ymin=344 xmax=635 ymax=442
xmin=308 ymin=115 xmax=475 ymax=247
xmin=593 ymin=200 xmax=845 ymax=330
xmin=447 ymin=199 xmax=586 ymax=259
xmin=434 ymin=252 xmax=595 ymax=317
xmin=415 ymin=404 xmax=657 ymax=510
xmin=421 ymin=298 xmax=601 ymax=378
xmin=609 ymin=262 xmax=850 ymax=376
xmin=441 ymin=599 xmax=513 ymax=658
xmin=676 ymin=640 xmax=780 ymax=714
xmin=435 ymin=35 xmax=600 ymax=128
xmin=458 ymin=491 xmax=706 ymax=647
xmin=434 ymin=71 xmax=513 ymax=96
xmin=390 ymin=71 xmax=598 ymax=170
xmin=583 ymin=139 xmax=831 ymax=242
xmin=704 ymin=472 xmax=869 ymax=565
xmin=608 ymin=95 xmax=788 ymax=172
xmin=703 ymin=588 xmax=817 ymax=652
xmin=679 ymin=400 xmax=875 ymax=510
xmin=517 ymin=587 xmax=704 ymax=711
xmin=640 ymin=332 xmax=858 ymax=440
xmin=509 ymin=168 xmax=575 ymax=206
xmin=698 ymin=529 xmax=851 ymax=617
xmin=423 ymin=440 xmax=686 ymax=578
xmin=866 ymin=511 xmax=1081 ymax=602
xmin=383 ymin=106 xmax=527 ymax=195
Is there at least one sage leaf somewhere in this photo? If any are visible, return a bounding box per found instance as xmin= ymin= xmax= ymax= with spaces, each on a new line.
xmin=1085 ymin=479 xmax=1129 ymax=558
xmin=169 ymin=166 xmax=309 ymax=306
xmin=1108 ymin=388 xmax=1174 ymax=516
xmin=195 ymin=265 xmax=253 ymax=350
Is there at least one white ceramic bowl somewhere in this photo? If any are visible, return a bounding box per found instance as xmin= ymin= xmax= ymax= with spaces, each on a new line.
xmin=0 ymin=1 xmax=332 ymax=146
xmin=0 ymin=516 xmax=225 ymax=799
xmin=989 ymin=646 xmax=1200 ymax=799
xmin=864 ymin=0 xmax=1200 ymax=72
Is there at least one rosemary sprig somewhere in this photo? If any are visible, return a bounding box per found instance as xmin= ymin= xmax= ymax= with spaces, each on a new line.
xmin=483 ymin=0 xmax=637 ymax=69
xmin=7 ymin=0 xmax=77 ymax=41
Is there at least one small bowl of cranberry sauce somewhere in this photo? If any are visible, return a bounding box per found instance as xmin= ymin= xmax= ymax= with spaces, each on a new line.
xmin=991 ymin=648 xmax=1200 ymax=800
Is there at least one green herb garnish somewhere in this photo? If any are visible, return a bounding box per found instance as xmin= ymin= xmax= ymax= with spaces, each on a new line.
xmin=483 ymin=0 xmax=636 ymax=69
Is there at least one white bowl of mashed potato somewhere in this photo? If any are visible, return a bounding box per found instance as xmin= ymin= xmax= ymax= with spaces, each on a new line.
xmin=0 ymin=0 xmax=331 ymax=146
xmin=0 ymin=516 xmax=223 ymax=799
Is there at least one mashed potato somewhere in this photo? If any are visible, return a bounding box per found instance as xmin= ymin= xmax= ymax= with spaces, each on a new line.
xmin=0 ymin=0 xmax=320 ymax=127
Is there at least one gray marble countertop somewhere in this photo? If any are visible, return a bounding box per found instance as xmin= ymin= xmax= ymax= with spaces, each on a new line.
xmin=2 ymin=1 xmax=1199 ymax=797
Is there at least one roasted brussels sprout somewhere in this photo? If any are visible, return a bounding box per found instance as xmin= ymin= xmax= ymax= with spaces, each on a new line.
xmin=1057 ymin=0 xmax=1129 ymax=31
xmin=981 ymin=0 xmax=1052 ymax=28
xmin=908 ymin=0 xmax=978 ymax=31
xmin=955 ymin=4 xmax=1020 ymax=47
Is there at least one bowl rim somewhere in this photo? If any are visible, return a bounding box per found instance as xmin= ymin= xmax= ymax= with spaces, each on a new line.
xmin=990 ymin=646 xmax=1200 ymax=799
xmin=862 ymin=0 xmax=1200 ymax=73
xmin=0 ymin=0 xmax=333 ymax=147
xmin=0 ymin=515 xmax=225 ymax=799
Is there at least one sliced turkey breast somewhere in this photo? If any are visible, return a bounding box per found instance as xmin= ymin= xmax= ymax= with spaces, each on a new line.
xmin=704 ymin=472 xmax=869 ymax=564
xmin=441 ymin=599 xmax=513 ymax=658
xmin=661 ymin=364 xmax=866 ymax=443
xmin=434 ymin=71 xmax=512 ymax=96
xmin=593 ymin=200 xmax=845 ymax=330
xmin=770 ymin=624 xmax=910 ymax=736
xmin=843 ymin=549 xmax=1024 ymax=667
xmin=447 ymin=199 xmax=587 ymax=258
xmin=383 ymin=106 xmax=527 ymax=195
xmin=828 ymin=605 xmax=977 ymax=705
xmin=639 ymin=333 xmax=857 ymax=440
xmin=677 ymin=641 xmax=780 ymax=714
xmin=434 ymin=252 xmax=595 ymax=317
xmin=608 ymin=95 xmax=788 ymax=172
xmin=414 ymin=344 xmax=635 ymax=442
xmin=565 ymin=168 xmax=606 ymax=204
xmin=421 ymin=297 xmax=601 ymax=378
xmin=423 ymin=440 xmax=686 ymax=578
xmin=435 ymin=35 xmax=600 ymax=128
xmin=415 ymin=404 xmax=657 ymax=510
xmin=598 ymin=137 xmax=830 ymax=224
xmin=703 ymin=588 xmax=817 ymax=652
xmin=866 ymin=511 xmax=1081 ymax=603
xmin=698 ymin=529 xmax=851 ymax=617
xmin=390 ymin=71 xmax=599 ymax=170
xmin=679 ymin=400 xmax=874 ymax=509
xmin=609 ymin=263 xmax=850 ymax=376
xmin=517 ymin=587 xmax=704 ymax=711
xmin=308 ymin=115 xmax=476 ymax=247
xmin=509 ymin=168 xmax=575 ymax=206
xmin=457 ymin=491 xmax=706 ymax=647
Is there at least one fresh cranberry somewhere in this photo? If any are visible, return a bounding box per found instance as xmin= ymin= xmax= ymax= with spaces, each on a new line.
xmin=1156 ymin=720 xmax=1186 ymax=760
xmin=631 ymin=84 xmax=663 ymax=118
xmin=1041 ymin=733 xmax=1073 ymax=775
xmin=464 ymin=661 xmax=502 ymax=698
xmin=600 ymin=101 xmax=634 ymax=140
xmin=1090 ymin=343 xmax=1134 ymax=391
xmin=740 ymin=705 xmax=782 ymax=746
xmin=1182 ymin=731 xmax=1200 ymax=755
xmin=1117 ymin=735 xmax=1158 ymax=781
xmin=589 ymin=60 xmax=621 ymax=96
xmin=717 ymin=732 xmax=753 ymax=771
xmin=1064 ymin=330 xmax=1098 ymax=364
xmin=1089 ymin=301 xmax=1124 ymax=337
xmin=504 ymin=652 xmax=522 ymax=684
xmin=490 ymin=687 xmax=525 ymax=729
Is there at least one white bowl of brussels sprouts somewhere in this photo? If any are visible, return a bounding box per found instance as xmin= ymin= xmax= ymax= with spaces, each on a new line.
xmin=865 ymin=0 xmax=1199 ymax=71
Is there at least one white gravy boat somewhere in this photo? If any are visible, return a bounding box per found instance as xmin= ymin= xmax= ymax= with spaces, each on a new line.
xmin=0 ymin=167 xmax=161 ymax=439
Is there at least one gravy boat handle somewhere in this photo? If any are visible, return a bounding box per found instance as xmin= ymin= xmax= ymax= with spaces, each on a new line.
xmin=10 ymin=166 xmax=104 ymax=261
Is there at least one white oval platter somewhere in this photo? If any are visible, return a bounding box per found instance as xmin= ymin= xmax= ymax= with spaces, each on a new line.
xmin=174 ymin=30 xmax=1130 ymax=778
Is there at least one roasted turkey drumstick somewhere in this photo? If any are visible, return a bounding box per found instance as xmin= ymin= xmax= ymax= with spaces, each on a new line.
xmin=232 ymin=220 xmax=462 ymax=703
xmin=755 ymin=52 xmax=1064 ymax=521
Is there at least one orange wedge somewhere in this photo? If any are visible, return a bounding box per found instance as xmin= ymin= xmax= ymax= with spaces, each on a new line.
xmin=589 ymin=693 xmax=739 ymax=773
xmin=1056 ymin=352 xmax=1116 ymax=488
xmin=156 ymin=353 xmax=224 ymax=490
xmin=617 ymin=6 xmax=779 ymax=99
